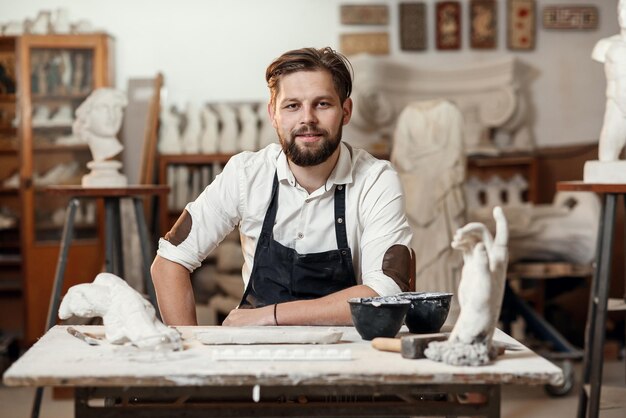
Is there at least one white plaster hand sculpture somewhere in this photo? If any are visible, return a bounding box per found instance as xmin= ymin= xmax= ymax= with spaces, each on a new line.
xmin=73 ymin=88 xmax=128 ymax=187
xmin=585 ymin=0 xmax=626 ymax=182
xmin=425 ymin=206 xmax=509 ymax=366
xmin=58 ymin=272 xmax=182 ymax=350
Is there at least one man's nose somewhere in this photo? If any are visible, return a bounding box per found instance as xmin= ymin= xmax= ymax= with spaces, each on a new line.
xmin=300 ymin=105 xmax=318 ymax=125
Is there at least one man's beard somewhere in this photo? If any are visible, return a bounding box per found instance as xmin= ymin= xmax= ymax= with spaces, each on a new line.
xmin=279 ymin=124 xmax=342 ymax=167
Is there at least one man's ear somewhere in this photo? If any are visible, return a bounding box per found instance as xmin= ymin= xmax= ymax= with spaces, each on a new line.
xmin=267 ymin=102 xmax=278 ymax=129
xmin=342 ymin=97 xmax=353 ymax=125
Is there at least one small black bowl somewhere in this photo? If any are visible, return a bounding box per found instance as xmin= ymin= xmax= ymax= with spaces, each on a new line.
xmin=397 ymin=292 xmax=453 ymax=334
xmin=348 ymin=296 xmax=410 ymax=341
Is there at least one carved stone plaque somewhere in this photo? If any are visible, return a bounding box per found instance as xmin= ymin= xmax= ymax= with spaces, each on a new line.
xmin=470 ymin=0 xmax=497 ymax=49
xmin=507 ymin=0 xmax=536 ymax=50
xmin=436 ymin=1 xmax=461 ymax=50
xmin=400 ymin=2 xmax=427 ymax=51
xmin=341 ymin=5 xmax=389 ymax=25
xmin=542 ymin=5 xmax=598 ymax=30
xmin=340 ymin=33 xmax=390 ymax=56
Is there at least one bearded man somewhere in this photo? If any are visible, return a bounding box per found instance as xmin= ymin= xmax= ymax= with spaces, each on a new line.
xmin=151 ymin=47 xmax=413 ymax=326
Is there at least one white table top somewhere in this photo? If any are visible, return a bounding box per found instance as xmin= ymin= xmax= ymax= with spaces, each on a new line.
xmin=2 ymin=325 xmax=563 ymax=388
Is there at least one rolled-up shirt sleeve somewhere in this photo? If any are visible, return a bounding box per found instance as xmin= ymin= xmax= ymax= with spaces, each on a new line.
xmin=358 ymin=163 xmax=413 ymax=296
xmin=157 ymin=157 xmax=242 ymax=272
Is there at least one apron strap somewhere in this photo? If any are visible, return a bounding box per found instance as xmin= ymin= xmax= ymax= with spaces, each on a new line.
xmin=334 ymin=184 xmax=349 ymax=249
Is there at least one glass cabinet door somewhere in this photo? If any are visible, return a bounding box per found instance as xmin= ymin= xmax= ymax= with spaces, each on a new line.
xmin=29 ymin=47 xmax=97 ymax=242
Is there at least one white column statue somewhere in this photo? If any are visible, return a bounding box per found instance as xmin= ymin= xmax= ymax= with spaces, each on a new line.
xmin=584 ymin=0 xmax=626 ymax=183
xmin=73 ymin=88 xmax=128 ymax=187
xmin=158 ymin=106 xmax=182 ymax=154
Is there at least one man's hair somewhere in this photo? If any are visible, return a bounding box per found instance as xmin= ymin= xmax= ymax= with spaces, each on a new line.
xmin=266 ymin=47 xmax=353 ymax=107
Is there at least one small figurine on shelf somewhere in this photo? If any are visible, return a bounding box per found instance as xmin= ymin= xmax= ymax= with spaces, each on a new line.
xmin=73 ymin=88 xmax=128 ymax=187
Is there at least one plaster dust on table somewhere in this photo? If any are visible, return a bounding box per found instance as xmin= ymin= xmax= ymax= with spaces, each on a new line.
xmin=193 ymin=326 xmax=344 ymax=345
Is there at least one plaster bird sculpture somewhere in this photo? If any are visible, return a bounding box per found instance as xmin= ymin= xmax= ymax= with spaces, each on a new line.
xmin=59 ymin=272 xmax=182 ymax=350
xmin=425 ymin=206 xmax=509 ymax=366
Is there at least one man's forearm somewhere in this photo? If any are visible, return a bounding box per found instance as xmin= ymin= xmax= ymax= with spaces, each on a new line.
xmin=151 ymin=255 xmax=198 ymax=325
xmin=223 ymin=284 xmax=379 ymax=326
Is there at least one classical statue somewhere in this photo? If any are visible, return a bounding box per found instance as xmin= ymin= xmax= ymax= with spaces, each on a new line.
xmin=425 ymin=207 xmax=509 ymax=366
xmin=584 ymin=0 xmax=626 ymax=182
xmin=59 ymin=272 xmax=182 ymax=350
xmin=73 ymin=88 xmax=128 ymax=187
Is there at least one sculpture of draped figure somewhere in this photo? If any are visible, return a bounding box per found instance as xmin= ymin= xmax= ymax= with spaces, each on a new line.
xmin=391 ymin=100 xmax=466 ymax=325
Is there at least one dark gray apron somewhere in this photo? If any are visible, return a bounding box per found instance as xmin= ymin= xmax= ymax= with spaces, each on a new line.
xmin=239 ymin=173 xmax=356 ymax=308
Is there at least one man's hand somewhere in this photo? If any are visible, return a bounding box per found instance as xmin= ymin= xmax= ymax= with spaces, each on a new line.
xmin=223 ymin=305 xmax=275 ymax=326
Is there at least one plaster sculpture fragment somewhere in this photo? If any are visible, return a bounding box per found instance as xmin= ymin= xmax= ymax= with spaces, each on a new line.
xmin=200 ymin=105 xmax=219 ymax=153
xmin=425 ymin=207 xmax=509 ymax=366
xmin=59 ymin=272 xmax=182 ymax=350
xmin=30 ymin=11 xmax=51 ymax=34
xmin=505 ymin=174 xmax=528 ymax=207
xmin=238 ymin=103 xmax=259 ymax=151
xmin=158 ymin=106 xmax=182 ymax=154
xmin=181 ymin=102 xmax=201 ymax=154
xmin=585 ymin=0 xmax=626 ymax=183
xmin=51 ymin=8 xmax=70 ymax=34
xmin=391 ymin=100 xmax=466 ymax=325
xmin=257 ymin=103 xmax=276 ymax=148
xmin=73 ymin=88 xmax=128 ymax=187
xmin=215 ymin=103 xmax=239 ymax=154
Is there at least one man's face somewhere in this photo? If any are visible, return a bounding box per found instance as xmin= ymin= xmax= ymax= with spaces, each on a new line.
xmin=269 ymin=70 xmax=352 ymax=167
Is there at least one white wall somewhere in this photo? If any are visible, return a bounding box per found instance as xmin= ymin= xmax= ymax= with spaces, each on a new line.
xmin=0 ymin=0 xmax=619 ymax=148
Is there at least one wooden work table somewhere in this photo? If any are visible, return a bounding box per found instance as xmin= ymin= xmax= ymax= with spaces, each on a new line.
xmin=3 ymin=325 xmax=562 ymax=418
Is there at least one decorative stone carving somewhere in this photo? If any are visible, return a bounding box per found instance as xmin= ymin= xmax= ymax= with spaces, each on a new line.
xmin=344 ymin=54 xmax=532 ymax=156
xmin=425 ymin=207 xmax=509 ymax=366
xmin=391 ymin=100 xmax=466 ymax=325
xmin=73 ymin=88 xmax=128 ymax=187
xmin=59 ymin=272 xmax=182 ymax=350
xmin=584 ymin=0 xmax=626 ymax=183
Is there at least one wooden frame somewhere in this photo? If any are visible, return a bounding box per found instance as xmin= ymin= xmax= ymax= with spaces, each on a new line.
xmin=470 ymin=0 xmax=497 ymax=49
xmin=399 ymin=2 xmax=427 ymax=51
xmin=340 ymin=33 xmax=389 ymax=56
xmin=340 ymin=5 xmax=389 ymax=25
xmin=436 ymin=1 xmax=461 ymax=50
xmin=507 ymin=0 xmax=536 ymax=51
xmin=542 ymin=5 xmax=598 ymax=30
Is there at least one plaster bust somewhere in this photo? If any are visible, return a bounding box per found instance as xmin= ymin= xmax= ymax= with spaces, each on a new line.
xmin=73 ymin=88 xmax=127 ymax=162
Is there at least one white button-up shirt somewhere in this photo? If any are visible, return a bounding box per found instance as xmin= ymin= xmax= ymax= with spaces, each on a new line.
xmin=157 ymin=142 xmax=413 ymax=297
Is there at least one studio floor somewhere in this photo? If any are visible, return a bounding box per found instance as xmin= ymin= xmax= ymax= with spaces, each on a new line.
xmin=0 ymin=359 xmax=624 ymax=418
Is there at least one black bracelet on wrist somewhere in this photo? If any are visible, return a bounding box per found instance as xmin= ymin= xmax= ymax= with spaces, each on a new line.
xmin=273 ymin=303 xmax=279 ymax=326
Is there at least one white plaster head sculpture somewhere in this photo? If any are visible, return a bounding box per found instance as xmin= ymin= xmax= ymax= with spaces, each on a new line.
xmin=73 ymin=88 xmax=128 ymax=187
xmin=73 ymin=88 xmax=126 ymax=161
xmin=59 ymin=272 xmax=182 ymax=350
xmin=424 ymin=206 xmax=509 ymax=366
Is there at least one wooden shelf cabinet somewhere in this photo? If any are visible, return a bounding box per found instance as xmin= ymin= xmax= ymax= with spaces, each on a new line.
xmin=0 ymin=34 xmax=114 ymax=344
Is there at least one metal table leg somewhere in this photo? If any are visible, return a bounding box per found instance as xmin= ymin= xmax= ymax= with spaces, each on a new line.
xmin=577 ymin=193 xmax=617 ymax=418
xmin=32 ymin=198 xmax=80 ymax=418
xmin=133 ymin=197 xmax=160 ymax=318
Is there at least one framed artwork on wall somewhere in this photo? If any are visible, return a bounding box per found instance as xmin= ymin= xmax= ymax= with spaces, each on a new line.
xmin=340 ymin=33 xmax=390 ymax=56
xmin=399 ymin=2 xmax=427 ymax=51
xmin=507 ymin=0 xmax=536 ymax=51
xmin=340 ymin=5 xmax=389 ymax=25
xmin=470 ymin=0 xmax=497 ymax=49
xmin=436 ymin=1 xmax=461 ymax=50
xmin=542 ymin=5 xmax=598 ymax=30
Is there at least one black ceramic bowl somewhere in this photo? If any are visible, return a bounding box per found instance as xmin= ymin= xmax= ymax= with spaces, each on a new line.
xmin=348 ymin=296 xmax=410 ymax=341
xmin=397 ymin=292 xmax=453 ymax=334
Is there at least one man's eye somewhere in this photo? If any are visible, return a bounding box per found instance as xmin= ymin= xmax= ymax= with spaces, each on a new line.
xmin=318 ymin=102 xmax=331 ymax=108
xmin=284 ymin=104 xmax=298 ymax=110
